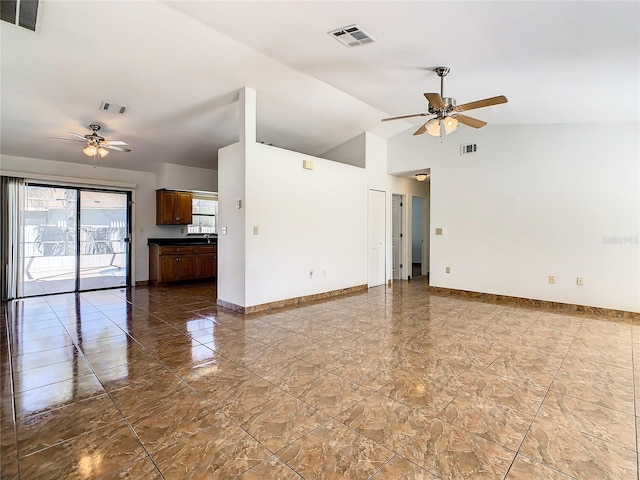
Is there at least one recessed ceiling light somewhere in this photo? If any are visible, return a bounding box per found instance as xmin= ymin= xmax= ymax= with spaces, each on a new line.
xmin=328 ymin=24 xmax=375 ymax=48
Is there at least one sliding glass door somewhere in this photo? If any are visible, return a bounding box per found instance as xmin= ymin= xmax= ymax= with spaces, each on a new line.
xmin=20 ymin=184 xmax=130 ymax=297
xmin=79 ymin=190 xmax=130 ymax=291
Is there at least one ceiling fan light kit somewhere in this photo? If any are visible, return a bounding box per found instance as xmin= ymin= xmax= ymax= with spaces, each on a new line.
xmin=381 ymin=67 xmax=507 ymax=138
xmin=51 ymin=123 xmax=131 ymax=163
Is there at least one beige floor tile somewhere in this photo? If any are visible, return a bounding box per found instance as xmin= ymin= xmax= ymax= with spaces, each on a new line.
xmin=236 ymin=391 xmax=330 ymax=451
xmin=399 ymin=417 xmax=516 ymax=479
xmin=16 ymin=393 xmax=123 ymax=457
xmin=154 ymin=417 xmax=272 ymax=479
xmin=486 ymin=346 xmax=564 ymax=388
xmin=129 ymin=391 xmax=223 ymax=454
xmin=277 ymin=419 xmax=395 ymax=479
xmin=19 ymin=420 xmax=146 ymax=480
xmin=438 ymin=394 xmax=533 ymax=450
xmin=520 ymin=416 xmax=637 ymax=480
xmin=5 ymin=282 xmax=639 ymax=480
xmin=13 ymin=373 xmax=106 ymax=418
xmin=537 ymin=390 xmax=636 ymax=450
xmin=97 ymin=456 xmax=163 ymax=479
xmin=459 ymin=371 xmax=547 ymax=415
xmin=550 ymin=357 xmax=635 ymax=414
xmin=288 ymin=370 xmax=369 ymax=417
xmin=370 ymin=455 xmax=438 ymax=479
xmin=236 ymin=455 xmax=303 ymax=479
xmin=337 ymin=392 xmax=432 ymax=451
xmin=376 ymin=366 xmax=459 ymax=417
xmin=295 ymin=344 xmax=359 ymax=370
xmin=505 ymin=454 xmax=575 ymax=479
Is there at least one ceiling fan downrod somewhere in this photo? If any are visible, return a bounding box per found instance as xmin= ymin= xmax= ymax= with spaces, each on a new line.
xmin=435 ymin=66 xmax=450 ymax=98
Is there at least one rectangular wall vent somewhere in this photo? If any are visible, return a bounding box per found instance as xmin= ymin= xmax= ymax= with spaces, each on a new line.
xmin=100 ymin=101 xmax=127 ymax=115
xmin=328 ymin=24 xmax=375 ymax=48
xmin=460 ymin=143 xmax=478 ymax=155
xmin=1 ymin=0 xmax=39 ymax=32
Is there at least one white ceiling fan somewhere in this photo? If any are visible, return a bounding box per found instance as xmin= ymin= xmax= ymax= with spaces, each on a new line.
xmin=51 ymin=124 xmax=131 ymax=158
xmin=382 ymin=67 xmax=508 ymax=137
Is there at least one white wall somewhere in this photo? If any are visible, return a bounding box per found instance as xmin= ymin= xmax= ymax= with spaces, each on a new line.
xmin=320 ymin=133 xmax=366 ymax=168
xmin=365 ymin=133 xmax=429 ymax=283
xmin=156 ymin=162 xmax=218 ymax=192
xmin=245 ymin=143 xmax=368 ymax=305
xmin=216 ymin=126 xmax=430 ymax=309
xmin=388 ymin=123 xmax=640 ymax=312
xmin=217 ymin=143 xmax=246 ymax=306
xmin=0 ymin=155 xmax=219 ymax=283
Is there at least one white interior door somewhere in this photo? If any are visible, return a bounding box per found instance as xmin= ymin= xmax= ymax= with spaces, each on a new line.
xmin=392 ymin=195 xmax=403 ymax=280
xmin=368 ymin=189 xmax=386 ymax=287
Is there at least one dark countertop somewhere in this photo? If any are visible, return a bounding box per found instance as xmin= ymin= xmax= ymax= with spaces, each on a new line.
xmin=147 ymin=236 xmax=217 ymax=246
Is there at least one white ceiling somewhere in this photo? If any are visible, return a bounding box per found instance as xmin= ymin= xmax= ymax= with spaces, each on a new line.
xmin=1 ymin=1 xmax=638 ymax=173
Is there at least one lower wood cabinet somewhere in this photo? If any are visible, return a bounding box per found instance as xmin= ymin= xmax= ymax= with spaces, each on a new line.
xmin=195 ymin=245 xmax=217 ymax=279
xmin=149 ymin=244 xmax=216 ymax=286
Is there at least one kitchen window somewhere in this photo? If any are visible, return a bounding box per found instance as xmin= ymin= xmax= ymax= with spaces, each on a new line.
xmin=188 ymin=194 xmax=217 ymax=234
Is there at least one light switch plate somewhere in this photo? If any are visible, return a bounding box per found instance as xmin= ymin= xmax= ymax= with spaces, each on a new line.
xmin=435 ymin=228 xmax=443 ymax=235
xmin=253 ymin=226 xmax=259 ymax=235
xmin=221 ymin=226 xmax=227 ymax=235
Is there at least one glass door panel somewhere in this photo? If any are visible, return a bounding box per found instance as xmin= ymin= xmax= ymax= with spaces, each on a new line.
xmin=79 ymin=190 xmax=130 ymax=291
xmin=21 ymin=186 xmax=78 ymax=296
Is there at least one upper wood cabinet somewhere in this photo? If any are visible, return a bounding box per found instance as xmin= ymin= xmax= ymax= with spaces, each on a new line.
xmin=156 ymin=189 xmax=193 ymax=225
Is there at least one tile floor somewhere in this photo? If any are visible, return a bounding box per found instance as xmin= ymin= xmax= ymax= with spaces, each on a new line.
xmin=1 ymin=280 xmax=638 ymax=479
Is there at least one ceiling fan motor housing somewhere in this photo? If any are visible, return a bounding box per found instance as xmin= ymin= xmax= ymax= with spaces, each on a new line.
xmin=428 ymin=97 xmax=456 ymax=116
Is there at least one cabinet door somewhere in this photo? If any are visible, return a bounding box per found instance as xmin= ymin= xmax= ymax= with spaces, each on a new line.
xmin=159 ymin=256 xmax=179 ymax=282
xmin=178 ymin=255 xmax=196 ymax=280
xmin=157 ymin=190 xmax=177 ymax=225
xmin=196 ymin=254 xmax=216 ymax=279
xmin=176 ymin=192 xmax=193 ymax=225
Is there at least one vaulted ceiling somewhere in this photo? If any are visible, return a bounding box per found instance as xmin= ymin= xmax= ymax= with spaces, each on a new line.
xmin=1 ymin=1 xmax=638 ymax=172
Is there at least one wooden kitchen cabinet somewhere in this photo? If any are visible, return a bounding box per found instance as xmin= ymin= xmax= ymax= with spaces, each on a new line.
xmin=149 ymin=244 xmax=216 ymax=286
xmin=195 ymin=245 xmax=217 ymax=279
xmin=156 ymin=189 xmax=193 ymax=225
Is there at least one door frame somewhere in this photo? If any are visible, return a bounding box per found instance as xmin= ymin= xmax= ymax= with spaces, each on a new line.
xmin=367 ymin=188 xmax=386 ymax=287
xmin=392 ymin=194 xmax=405 ymax=280
xmin=20 ymin=183 xmax=132 ymax=296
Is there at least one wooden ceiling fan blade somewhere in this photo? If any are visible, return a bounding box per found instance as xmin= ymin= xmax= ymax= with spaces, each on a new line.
xmin=456 ymin=114 xmax=487 ymax=129
xmin=68 ymin=131 xmax=89 ymax=140
xmin=413 ymin=121 xmax=429 ymax=136
xmin=454 ymin=95 xmax=507 ymax=112
xmin=381 ymin=113 xmax=427 ymax=122
xmin=103 ymin=145 xmax=131 ymax=152
xmin=424 ymin=93 xmax=444 ymax=109
xmin=50 ymin=136 xmax=86 ymax=143
xmin=103 ymin=140 xmax=128 ymax=146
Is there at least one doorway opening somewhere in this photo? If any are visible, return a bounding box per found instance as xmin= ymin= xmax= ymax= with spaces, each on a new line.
xmin=411 ymin=192 xmax=430 ymax=281
xmin=19 ymin=184 xmax=132 ymax=297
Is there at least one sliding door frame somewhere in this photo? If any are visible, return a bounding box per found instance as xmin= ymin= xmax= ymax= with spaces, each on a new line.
xmin=21 ymin=182 xmax=132 ymax=296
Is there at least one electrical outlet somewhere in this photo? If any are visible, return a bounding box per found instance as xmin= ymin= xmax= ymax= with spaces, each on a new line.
xmin=180 ymin=227 xmax=185 ymax=234
xmin=253 ymin=226 xmax=259 ymax=235
xmin=548 ymin=275 xmax=555 ymax=284
xmin=309 ymin=270 xmax=313 ymax=279
xmin=446 ymin=266 xmax=451 ymax=274
xmin=323 ymin=270 xmax=326 ymax=277
xmin=577 ymin=276 xmax=584 ymax=286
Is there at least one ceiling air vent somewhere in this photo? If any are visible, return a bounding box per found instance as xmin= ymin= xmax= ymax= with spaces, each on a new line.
xmin=1 ymin=0 xmax=39 ymax=32
xmin=460 ymin=143 xmax=478 ymax=155
xmin=100 ymin=101 xmax=127 ymax=115
xmin=328 ymin=24 xmax=375 ymax=48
